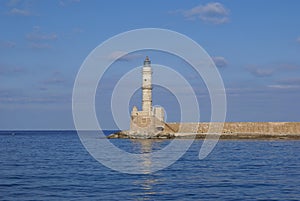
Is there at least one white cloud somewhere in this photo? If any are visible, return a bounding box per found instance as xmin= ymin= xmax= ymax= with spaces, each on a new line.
xmin=9 ymin=8 xmax=31 ymax=16
xmin=41 ymin=71 xmax=66 ymax=85
xmin=26 ymin=27 xmax=58 ymax=41
xmin=27 ymin=33 xmax=58 ymax=41
xmin=268 ymin=85 xmax=300 ymax=89
xmin=246 ymin=62 xmax=300 ymax=78
xmin=267 ymin=77 xmax=300 ymax=90
xmin=6 ymin=1 xmax=35 ymax=16
xmin=212 ymin=56 xmax=228 ymax=67
xmin=183 ymin=2 xmax=229 ymax=24
xmin=26 ymin=27 xmax=58 ymax=48
xmin=29 ymin=42 xmax=51 ymax=49
xmin=247 ymin=66 xmax=274 ymax=77
xmin=297 ymin=36 xmax=300 ymax=43
xmin=59 ymin=0 xmax=80 ymax=7
xmin=107 ymin=51 xmax=143 ymax=62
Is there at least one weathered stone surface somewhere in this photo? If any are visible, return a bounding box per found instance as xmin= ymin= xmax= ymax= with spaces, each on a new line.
xmin=108 ymin=122 xmax=300 ymax=140
xmin=107 ymin=131 xmax=130 ymax=139
xmin=129 ymin=57 xmax=165 ymax=137
xmin=163 ymin=122 xmax=300 ymax=135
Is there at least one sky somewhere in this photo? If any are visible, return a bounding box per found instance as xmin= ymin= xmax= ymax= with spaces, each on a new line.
xmin=1 ymin=0 xmax=300 ymax=130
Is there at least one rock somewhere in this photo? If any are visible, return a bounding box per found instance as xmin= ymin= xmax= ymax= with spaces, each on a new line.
xmin=107 ymin=131 xmax=130 ymax=139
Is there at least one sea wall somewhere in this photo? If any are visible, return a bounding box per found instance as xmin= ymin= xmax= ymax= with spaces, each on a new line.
xmin=164 ymin=122 xmax=300 ymax=134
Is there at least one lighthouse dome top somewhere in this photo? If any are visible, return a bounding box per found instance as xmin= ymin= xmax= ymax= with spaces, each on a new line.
xmin=144 ymin=56 xmax=151 ymax=66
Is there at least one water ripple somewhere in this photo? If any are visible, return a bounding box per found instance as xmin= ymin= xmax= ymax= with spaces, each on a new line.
xmin=0 ymin=131 xmax=299 ymax=200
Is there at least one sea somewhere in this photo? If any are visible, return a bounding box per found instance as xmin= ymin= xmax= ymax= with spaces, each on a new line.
xmin=1 ymin=130 xmax=300 ymax=201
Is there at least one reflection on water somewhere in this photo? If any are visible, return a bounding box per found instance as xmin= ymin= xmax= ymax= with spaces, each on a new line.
xmin=139 ymin=140 xmax=152 ymax=174
xmin=130 ymin=139 xmax=166 ymax=199
xmin=132 ymin=176 xmax=164 ymax=200
xmin=130 ymin=139 xmax=168 ymax=174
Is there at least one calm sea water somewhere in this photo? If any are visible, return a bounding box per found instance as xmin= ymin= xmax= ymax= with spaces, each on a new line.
xmin=1 ymin=131 xmax=300 ymax=200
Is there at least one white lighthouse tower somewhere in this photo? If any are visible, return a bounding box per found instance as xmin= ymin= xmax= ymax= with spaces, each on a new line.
xmin=130 ymin=56 xmax=165 ymax=137
xmin=142 ymin=56 xmax=152 ymax=114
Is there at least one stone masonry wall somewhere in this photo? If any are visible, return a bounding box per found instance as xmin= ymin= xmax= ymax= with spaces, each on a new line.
xmin=164 ymin=122 xmax=300 ymax=134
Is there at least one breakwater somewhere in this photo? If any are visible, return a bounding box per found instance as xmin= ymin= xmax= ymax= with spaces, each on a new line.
xmin=163 ymin=122 xmax=300 ymax=139
xmin=108 ymin=122 xmax=300 ymax=139
xmin=164 ymin=122 xmax=300 ymax=134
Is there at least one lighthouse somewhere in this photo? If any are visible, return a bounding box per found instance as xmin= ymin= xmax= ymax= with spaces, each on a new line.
xmin=130 ymin=56 xmax=165 ymax=137
xmin=142 ymin=56 xmax=152 ymax=114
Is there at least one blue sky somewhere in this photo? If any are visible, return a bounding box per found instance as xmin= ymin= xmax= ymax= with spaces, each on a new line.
xmin=1 ymin=0 xmax=300 ymax=130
